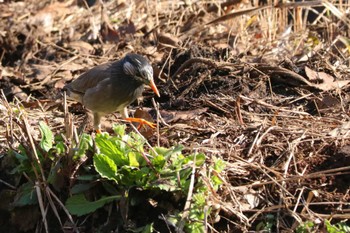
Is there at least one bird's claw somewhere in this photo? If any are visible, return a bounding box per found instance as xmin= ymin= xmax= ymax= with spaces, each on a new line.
xmin=125 ymin=117 xmax=156 ymax=129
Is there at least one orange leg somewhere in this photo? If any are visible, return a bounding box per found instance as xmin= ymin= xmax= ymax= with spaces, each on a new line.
xmin=125 ymin=117 xmax=156 ymax=129
xmin=96 ymin=129 xmax=102 ymax=134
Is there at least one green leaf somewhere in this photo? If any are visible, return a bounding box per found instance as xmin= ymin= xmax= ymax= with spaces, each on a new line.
xmin=39 ymin=121 xmax=53 ymax=152
xmin=95 ymin=135 xmax=128 ymax=165
xmin=93 ymin=154 xmax=118 ymax=182
xmin=71 ymin=183 xmax=95 ymax=194
xmin=213 ymin=157 xmax=226 ymax=172
xmin=141 ymin=223 xmax=154 ymax=233
xmin=76 ymin=174 xmax=99 ymax=181
xmin=55 ymin=141 xmax=65 ymax=154
xmin=185 ymin=221 xmax=205 ymax=233
xmin=12 ymin=182 xmax=37 ymax=206
xmin=65 ymin=194 xmax=120 ymax=216
xmin=74 ymin=134 xmax=93 ymax=159
xmin=154 ymin=145 xmax=184 ymax=159
xmin=128 ymin=151 xmax=140 ymax=167
xmin=151 ymin=155 xmax=166 ymax=170
xmin=113 ymin=124 xmax=126 ymax=137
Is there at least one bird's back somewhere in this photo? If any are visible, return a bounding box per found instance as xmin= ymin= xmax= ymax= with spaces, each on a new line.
xmin=63 ymin=61 xmax=120 ymax=102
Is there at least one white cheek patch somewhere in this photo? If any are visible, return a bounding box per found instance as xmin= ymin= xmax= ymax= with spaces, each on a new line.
xmin=123 ymin=61 xmax=136 ymax=76
xmin=144 ymin=65 xmax=153 ymax=80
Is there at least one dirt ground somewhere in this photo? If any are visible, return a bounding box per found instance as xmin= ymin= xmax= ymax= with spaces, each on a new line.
xmin=0 ymin=0 xmax=350 ymax=232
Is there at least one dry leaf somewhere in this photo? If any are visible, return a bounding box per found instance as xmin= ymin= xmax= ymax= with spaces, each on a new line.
xmin=160 ymin=108 xmax=208 ymax=123
xmin=30 ymin=64 xmax=54 ymax=81
xmin=68 ymin=41 xmax=94 ymax=55
xmin=315 ymin=94 xmax=339 ymax=110
xmin=133 ymin=108 xmax=156 ymax=139
xmin=31 ymin=1 xmax=73 ymax=33
xmin=305 ymin=66 xmax=350 ymax=91
xmin=158 ymin=33 xmax=182 ymax=48
xmin=328 ymin=121 xmax=350 ymax=137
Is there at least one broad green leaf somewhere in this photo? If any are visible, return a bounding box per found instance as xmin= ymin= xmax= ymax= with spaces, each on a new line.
xmin=12 ymin=182 xmax=37 ymax=206
xmin=154 ymin=145 xmax=184 ymax=158
xmin=65 ymin=194 xmax=120 ymax=216
xmin=184 ymin=153 xmax=206 ymax=167
xmin=94 ymin=154 xmax=118 ymax=182
xmin=152 ymin=155 xmax=166 ymax=170
xmin=76 ymin=174 xmax=99 ymax=181
xmin=71 ymin=183 xmax=95 ymax=194
xmin=39 ymin=121 xmax=53 ymax=152
xmin=128 ymin=151 xmax=140 ymax=167
xmin=95 ymin=135 xmax=128 ymax=165
xmin=95 ymin=135 xmax=120 ymax=155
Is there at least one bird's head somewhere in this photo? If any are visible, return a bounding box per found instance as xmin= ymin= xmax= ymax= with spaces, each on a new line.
xmin=122 ymin=54 xmax=160 ymax=97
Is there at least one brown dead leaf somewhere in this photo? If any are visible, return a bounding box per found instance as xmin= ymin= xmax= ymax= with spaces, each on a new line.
xmin=160 ymin=108 xmax=208 ymax=123
xmin=315 ymin=94 xmax=340 ymax=110
xmin=100 ymin=22 xmax=120 ymax=42
xmin=329 ymin=121 xmax=350 ymax=137
xmin=158 ymin=33 xmax=182 ymax=48
xmin=133 ymin=108 xmax=156 ymax=139
xmin=100 ymin=7 xmax=120 ymax=42
xmin=1 ymin=66 xmax=23 ymax=79
xmin=31 ymin=1 xmax=73 ymax=33
xmin=68 ymin=41 xmax=94 ymax=55
xmin=305 ymin=66 xmax=323 ymax=81
xmin=31 ymin=64 xmax=54 ymax=81
xmin=118 ymin=20 xmax=136 ymax=35
xmin=152 ymin=65 xmax=167 ymax=82
xmin=9 ymin=86 xmax=28 ymax=101
xmin=305 ymin=66 xmax=350 ymax=91
xmin=54 ymin=78 xmax=67 ymax=89
xmin=59 ymin=62 xmax=85 ymax=72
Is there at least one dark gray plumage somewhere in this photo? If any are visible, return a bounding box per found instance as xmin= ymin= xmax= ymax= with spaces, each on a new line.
xmin=63 ymin=53 xmax=160 ymax=132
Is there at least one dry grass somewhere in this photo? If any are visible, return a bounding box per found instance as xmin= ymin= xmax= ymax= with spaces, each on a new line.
xmin=1 ymin=0 xmax=350 ymax=232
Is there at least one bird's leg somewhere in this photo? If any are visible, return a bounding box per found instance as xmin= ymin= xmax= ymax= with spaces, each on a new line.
xmin=125 ymin=118 xmax=156 ymax=129
xmin=93 ymin=112 xmax=102 ymax=134
xmin=122 ymin=107 xmax=156 ymax=129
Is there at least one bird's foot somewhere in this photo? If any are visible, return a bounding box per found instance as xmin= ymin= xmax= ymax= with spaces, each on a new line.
xmin=125 ymin=117 xmax=156 ymax=129
xmin=96 ymin=129 xmax=102 ymax=134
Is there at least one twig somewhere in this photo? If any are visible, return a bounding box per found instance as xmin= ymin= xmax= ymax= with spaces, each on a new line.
xmin=178 ymin=152 xmax=197 ymax=232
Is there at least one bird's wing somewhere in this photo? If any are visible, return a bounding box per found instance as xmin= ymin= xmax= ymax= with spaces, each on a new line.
xmin=64 ymin=61 xmax=120 ymax=99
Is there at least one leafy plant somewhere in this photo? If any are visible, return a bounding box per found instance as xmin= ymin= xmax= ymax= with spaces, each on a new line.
xmin=9 ymin=121 xmax=93 ymax=206
xmin=64 ymin=124 xmax=226 ymax=231
xmin=296 ymin=220 xmax=350 ymax=233
xmin=325 ymin=220 xmax=350 ymax=233
xmin=8 ymin=121 xmax=225 ymax=232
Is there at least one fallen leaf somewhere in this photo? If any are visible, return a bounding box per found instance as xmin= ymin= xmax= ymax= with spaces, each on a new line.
xmin=30 ymin=64 xmax=54 ymax=81
xmin=160 ymin=108 xmax=208 ymax=123
xmin=315 ymin=94 xmax=339 ymax=110
xmin=158 ymin=33 xmax=182 ymax=48
xmin=305 ymin=66 xmax=350 ymax=91
xmin=133 ymin=108 xmax=156 ymax=139
xmin=68 ymin=41 xmax=94 ymax=55
xmin=328 ymin=121 xmax=350 ymax=137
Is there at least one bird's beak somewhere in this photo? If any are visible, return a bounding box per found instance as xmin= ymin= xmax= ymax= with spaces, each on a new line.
xmin=149 ymin=79 xmax=160 ymax=97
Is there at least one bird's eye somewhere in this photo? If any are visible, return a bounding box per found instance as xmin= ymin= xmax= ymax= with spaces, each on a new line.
xmin=141 ymin=66 xmax=153 ymax=80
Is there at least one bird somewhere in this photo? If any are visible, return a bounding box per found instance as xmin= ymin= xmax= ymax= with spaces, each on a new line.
xmin=63 ymin=53 xmax=160 ymax=133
